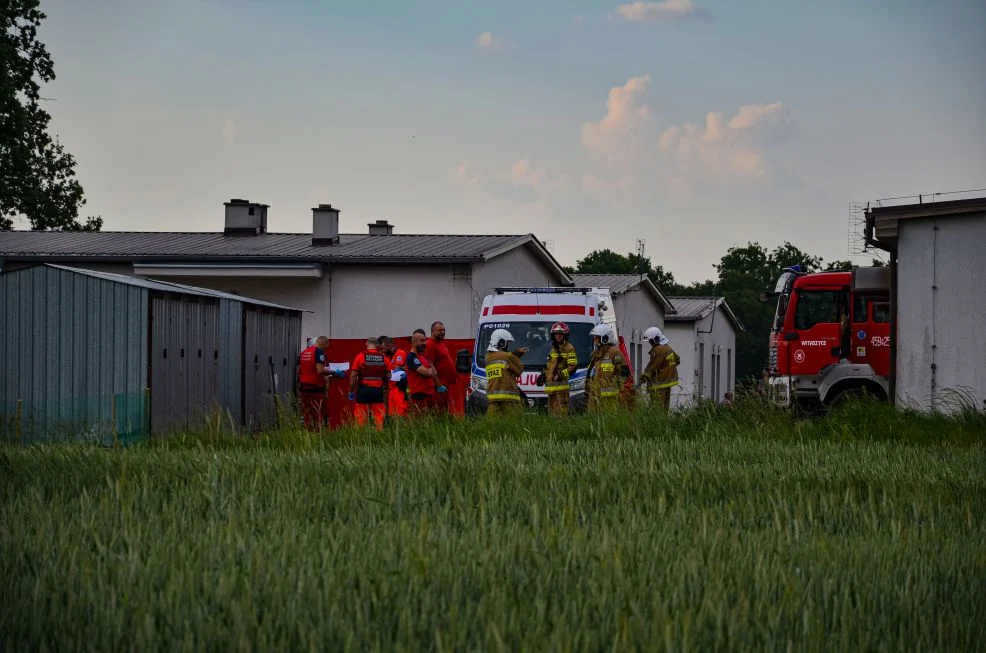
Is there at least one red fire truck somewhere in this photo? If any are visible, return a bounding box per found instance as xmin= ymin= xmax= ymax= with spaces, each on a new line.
xmin=765 ymin=265 xmax=892 ymax=410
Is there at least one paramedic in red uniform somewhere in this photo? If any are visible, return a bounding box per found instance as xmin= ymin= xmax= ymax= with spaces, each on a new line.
xmin=379 ymin=335 xmax=408 ymax=418
xmin=297 ymin=336 xmax=336 ymax=430
xmin=349 ymin=337 xmax=391 ymax=430
xmin=406 ymin=330 xmax=441 ymax=416
xmin=424 ymin=321 xmax=455 ymax=414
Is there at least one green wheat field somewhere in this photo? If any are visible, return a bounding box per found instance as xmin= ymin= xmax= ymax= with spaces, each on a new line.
xmin=2 ymin=398 xmax=984 ymax=651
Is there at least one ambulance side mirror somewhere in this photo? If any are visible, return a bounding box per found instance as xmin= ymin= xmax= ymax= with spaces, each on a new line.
xmin=455 ymin=349 xmax=471 ymax=374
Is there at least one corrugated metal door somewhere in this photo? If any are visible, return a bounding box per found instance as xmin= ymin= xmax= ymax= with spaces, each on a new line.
xmin=150 ymin=293 xmax=219 ymax=434
xmin=243 ymin=307 xmax=268 ymax=430
xmin=242 ymin=306 xmax=303 ymax=430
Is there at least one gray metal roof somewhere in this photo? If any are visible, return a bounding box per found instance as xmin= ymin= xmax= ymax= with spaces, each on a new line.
xmin=570 ymin=273 xmax=675 ymax=312
xmin=0 ymin=230 xmax=537 ymax=263
xmin=37 ymin=264 xmax=306 ymax=311
xmin=664 ymin=296 xmax=745 ymax=331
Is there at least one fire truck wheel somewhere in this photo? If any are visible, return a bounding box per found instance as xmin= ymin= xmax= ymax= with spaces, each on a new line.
xmin=827 ymin=386 xmax=867 ymax=409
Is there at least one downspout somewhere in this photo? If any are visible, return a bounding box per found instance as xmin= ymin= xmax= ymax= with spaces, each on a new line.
xmin=889 ymin=249 xmax=898 ymax=406
xmin=327 ymin=265 xmax=333 ymax=339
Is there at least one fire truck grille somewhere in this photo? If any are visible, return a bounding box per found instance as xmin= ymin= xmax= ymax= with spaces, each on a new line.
xmin=768 ymin=346 xmax=778 ymax=374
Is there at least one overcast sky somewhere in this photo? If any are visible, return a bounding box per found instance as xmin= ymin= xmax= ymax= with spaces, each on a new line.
xmin=30 ymin=0 xmax=986 ymax=283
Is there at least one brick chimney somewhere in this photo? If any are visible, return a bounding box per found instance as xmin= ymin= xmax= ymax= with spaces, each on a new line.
xmin=312 ymin=204 xmax=340 ymax=246
xmin=367 ymin=219 xmax=394 ymax=236
xmin=223 ymin=199 xmax=269 ymax=235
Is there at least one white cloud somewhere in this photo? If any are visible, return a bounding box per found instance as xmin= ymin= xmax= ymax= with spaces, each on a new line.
xmin=220 ymin=118 xmax=236 ymax=144
xmin=475 ymin=31 xmax=506 ymax=52
xmin=578 ymin=76 xmax=795 ymax=200
xmin=658 ymin=103 xmax=791 ymax=182
xmin=452 ymin=159 xmax=481 ymax=187
xmin=580 ymin=75 xmax=651 ymax=162
xmin=616 ymin=0 xmax=701 ymax=23
xmin=452 ymin=158 xmax=568 ymax=205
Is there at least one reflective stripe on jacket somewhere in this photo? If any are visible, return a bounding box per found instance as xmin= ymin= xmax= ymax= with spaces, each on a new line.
xmin=641 ymin=343 xmax=679 ymax=389
xmin=485 ymin=350 xmax=524 ymax=402
xmin=352 ymin=349 xmax=389 ymax=388
xmin=544 ymin=342 xmax=578 ymax=393
xmin=587 ymin=344 xmax=627 ymax=398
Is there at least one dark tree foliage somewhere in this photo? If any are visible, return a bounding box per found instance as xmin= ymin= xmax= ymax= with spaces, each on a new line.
xmin=1 ymin=0 xmax=101 ymax=231
xmin=573 ymin=248 xmax=677 ymax=291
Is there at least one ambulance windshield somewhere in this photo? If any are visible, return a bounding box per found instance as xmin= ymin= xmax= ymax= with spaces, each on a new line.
xmin=475 ymin=321 xmax=595 ymax=368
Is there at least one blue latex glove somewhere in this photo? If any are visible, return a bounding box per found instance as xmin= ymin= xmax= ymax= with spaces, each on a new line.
xmin=436 ymin=385 xmax=447 ymax=394
xmin=347 ymin=391 xmax=355 ymax=401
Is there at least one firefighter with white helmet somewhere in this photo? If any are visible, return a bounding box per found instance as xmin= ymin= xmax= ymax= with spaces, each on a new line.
xmin=485 ymin=328 xmax=526 ymax=416
xmin=538 ymin=321 xmax=579 ymax=416
xmin=586 ymin=323 xmax=629 ymax=412
xmin=638 ymin=326 xmax=680 ymax=411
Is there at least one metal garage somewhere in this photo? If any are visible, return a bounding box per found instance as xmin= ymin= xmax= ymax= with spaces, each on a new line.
xmin=0 ymin=264 xmax=304 ymax=443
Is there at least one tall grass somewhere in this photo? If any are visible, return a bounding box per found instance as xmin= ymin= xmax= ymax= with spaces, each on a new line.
xmin=1 ymin=398 xmax=983 ymax=651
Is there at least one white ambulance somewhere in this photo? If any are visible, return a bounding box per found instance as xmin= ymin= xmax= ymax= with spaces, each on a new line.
xmin=466 ymin=286 xmax=624 ymax=414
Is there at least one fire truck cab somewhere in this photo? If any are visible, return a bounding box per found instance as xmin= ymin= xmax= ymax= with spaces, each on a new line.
xmin=766 ymin=265 xmax=891 ymax=410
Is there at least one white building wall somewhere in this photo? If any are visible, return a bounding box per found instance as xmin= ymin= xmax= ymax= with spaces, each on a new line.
xmin=664 ymin=323 xmax=697 ymax=408
xmin=895 ymin=213 xmax=986 ymax=412
xmin=664 ymin=304 xmax=737 ymax=408
xmin=329 ymin=264 xmax=475 ymax=340
xmin=612 ymin=289 xmax=666 ymax=382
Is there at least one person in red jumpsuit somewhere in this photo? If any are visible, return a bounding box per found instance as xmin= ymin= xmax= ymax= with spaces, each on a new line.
xmin=297 ymin=336 xmax=339 ymax=429
xmin=379 ymin=335 xmax=408 ymax=418
xmin=406 ymin=330 xmax=440 ymax=417
xmin=348 ymin=337 xmax=391 ymax=431
xmin=424 ymin=321 xmax=455 ymax=415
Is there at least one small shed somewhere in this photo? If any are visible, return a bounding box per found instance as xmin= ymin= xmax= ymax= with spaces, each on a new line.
xmin=0 ymin=264 xmax=304 ymax=443
xmin=865 ymin=196 xmax=986 ymax=412
xmin=663 ymin=296 xmax=744 ymax=408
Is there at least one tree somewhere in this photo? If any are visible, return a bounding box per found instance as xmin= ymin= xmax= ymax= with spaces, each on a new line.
xmin=573 ymin=248 xmax=677 ymax=291
xmin=1 ymin=0 xmax=101 ymax=231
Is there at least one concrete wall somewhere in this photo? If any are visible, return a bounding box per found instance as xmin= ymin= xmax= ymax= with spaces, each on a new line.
xmin=664 ymin=305 xmax=737 ymax=408
xmin=895 ymin=213 xmax=986 ymax=412
xmin=664 ymin=322 xmax=697 ymax=408
xmin=329 ymin=264 xmax=476 ymax=340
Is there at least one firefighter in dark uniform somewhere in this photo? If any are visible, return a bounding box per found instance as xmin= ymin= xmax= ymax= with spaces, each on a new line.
xmin=484 ymin=328 xmax=526 ymax=417
xmin=638 ymin=326 xmax=680 ymax=412
xmin=540 ymin=321 xmax=578 ymax=416
xmin=586 ymin=324 xmax=629 ymax=412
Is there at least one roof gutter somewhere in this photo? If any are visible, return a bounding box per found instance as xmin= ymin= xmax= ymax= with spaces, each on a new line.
xmin=134 ymin=262 xmax=325 ymax=278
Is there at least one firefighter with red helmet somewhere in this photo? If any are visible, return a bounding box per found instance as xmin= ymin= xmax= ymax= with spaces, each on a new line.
xmin=540 ymin=321 xmax=579 ymax=416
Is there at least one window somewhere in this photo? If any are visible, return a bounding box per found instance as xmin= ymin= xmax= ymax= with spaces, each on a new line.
xmin=727 ymin=349 xmax=732 ymax=390
xmin=698 ymin=342 xmax=705 ymax=398
xmin=794 ymin=290 xmax=841 ymax=330
xmin=872 ymin=303 xmax=890 ymax=323
xmin=475 ymin=321 xmax=595 ymax=368
xmin=853 ymin=294 xmax=868 ymax=323
xmin=248 ymin=206 xmax=255 ymax=216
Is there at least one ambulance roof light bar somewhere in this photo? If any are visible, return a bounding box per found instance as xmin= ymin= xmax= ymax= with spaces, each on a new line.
xmin=493 ymin=287 xmax=591 ymax=295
